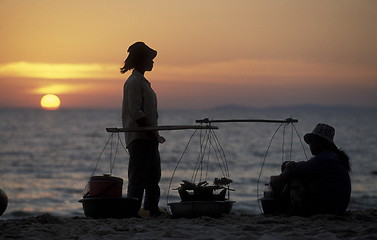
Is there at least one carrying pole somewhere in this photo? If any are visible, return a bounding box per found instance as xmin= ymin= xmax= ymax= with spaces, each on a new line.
xmin=195 ymin=117 xmax=298 ymax=124
xmin=106 ymin=125 xmax=218 ymax=133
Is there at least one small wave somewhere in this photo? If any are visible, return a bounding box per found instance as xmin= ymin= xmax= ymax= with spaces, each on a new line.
xmin=349 ymin=195 xmax=377 ymax=211
xmin=2 ymin=210 xmax=40 ymax=219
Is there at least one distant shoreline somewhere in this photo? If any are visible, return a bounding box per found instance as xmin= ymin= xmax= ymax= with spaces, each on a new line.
xmin=208 ymin=104 xmax=377 ymax=112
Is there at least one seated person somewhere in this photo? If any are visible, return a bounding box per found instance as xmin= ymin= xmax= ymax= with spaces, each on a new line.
xmin=271 ymin=123 xmax=351 ymax=216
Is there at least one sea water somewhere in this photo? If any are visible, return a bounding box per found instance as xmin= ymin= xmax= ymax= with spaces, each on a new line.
xmin=0 ymin=107 xmax=376 ymax=219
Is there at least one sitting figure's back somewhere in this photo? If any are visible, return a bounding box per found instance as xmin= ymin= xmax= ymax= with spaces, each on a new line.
xmin=279 ymin=123 xmax=351 ymax=215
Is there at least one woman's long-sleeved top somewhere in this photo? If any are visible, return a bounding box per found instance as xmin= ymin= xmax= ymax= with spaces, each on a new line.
xmin=122 ymin=70 xmax=158 ymax=147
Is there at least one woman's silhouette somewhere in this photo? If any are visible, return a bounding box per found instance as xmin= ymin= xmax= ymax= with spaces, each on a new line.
xmin=120 ymin=42 xmax=165 ymax=217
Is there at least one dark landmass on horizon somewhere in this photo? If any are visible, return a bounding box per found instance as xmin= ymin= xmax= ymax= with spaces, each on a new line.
xmin=208 ymin=104 xmax=377 ymax=112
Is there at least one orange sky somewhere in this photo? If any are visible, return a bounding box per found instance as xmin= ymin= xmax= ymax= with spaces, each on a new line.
xmin=1 ymin=0 xmax=376 ymax=109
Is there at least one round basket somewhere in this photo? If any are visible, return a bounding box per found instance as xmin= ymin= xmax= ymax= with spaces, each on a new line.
xmin=168 ymin=200 xmax=235 ymax=218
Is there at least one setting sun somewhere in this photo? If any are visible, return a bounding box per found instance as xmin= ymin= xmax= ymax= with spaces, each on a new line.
xmin=40 ymin=94 xmax=61 ymax=110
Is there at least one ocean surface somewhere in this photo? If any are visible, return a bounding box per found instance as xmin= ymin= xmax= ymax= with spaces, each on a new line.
xmin=1 ymin=106 xmax=377 ymax=219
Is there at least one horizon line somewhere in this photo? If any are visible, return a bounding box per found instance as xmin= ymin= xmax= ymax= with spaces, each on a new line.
xmin=1 ymin=104 xmax=377 ymax=111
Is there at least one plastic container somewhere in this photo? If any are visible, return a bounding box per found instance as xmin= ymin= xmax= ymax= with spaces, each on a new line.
xmin=263 ymin=183 xmax=274 ymax=198
xmin=85 ymin=175 xmax=123 ymax=198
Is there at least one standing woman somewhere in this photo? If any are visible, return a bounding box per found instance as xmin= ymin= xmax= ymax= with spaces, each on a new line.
xmin=120 ymin=42 xmax=165 ymax=216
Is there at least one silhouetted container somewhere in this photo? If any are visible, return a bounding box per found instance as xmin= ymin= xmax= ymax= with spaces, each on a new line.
xmin=0 ymin=188 xmax=8 ymax=216
xmin=178 ymin=187 xmax=227 ymax=201
xmin=263 ymin=183 xmax=274 ymax=198
xmin=85 ymin=175 xmax=123 ymax=198
xmin=259 ymin=197 xmax=289 ymax=214
xmin=168 ymin=200 xmax=235 ymax=218
xmin=79 ymin=197 xmax=139 ymax=218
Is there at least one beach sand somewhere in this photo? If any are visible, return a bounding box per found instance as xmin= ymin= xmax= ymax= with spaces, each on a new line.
xmin=1 ymin=210 xmax=377 ymax=240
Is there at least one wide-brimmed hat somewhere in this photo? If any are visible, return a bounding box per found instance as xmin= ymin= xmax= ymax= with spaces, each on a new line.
xmin=304 ymin=123 xmax=335 ymax=144
xmin=127 ymin=42 xmax=157 ymax=59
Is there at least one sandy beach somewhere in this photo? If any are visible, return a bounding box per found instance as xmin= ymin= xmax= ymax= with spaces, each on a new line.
xmin=1 ymin=209 xmax=377 ymax=240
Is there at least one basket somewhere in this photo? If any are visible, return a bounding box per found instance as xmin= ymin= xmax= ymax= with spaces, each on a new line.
xmin=168 ymin=200 xmax=235 ymax=218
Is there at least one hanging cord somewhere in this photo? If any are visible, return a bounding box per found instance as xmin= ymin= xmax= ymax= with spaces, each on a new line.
xmin=166 ymin=128 xmax=199 ymax=205
xmin=90 ymin=132 xmax=126 ymax=177
xmin=191 ymin=128 xmax=230 ymax=183
xmin=256 ymin=123 xmax=284 ymax=212
xmin=292 ymin=124 xmax=309 ymax=160
xmin=281 ymin=124 xmax=286 ymax=163
xmin=166 ymin=124 xmax=231 ymax=210
xmin=256 ymin=122 xmax=308 ymax=212
xmin=90 ymin=133 xmax=115 ymax=177
xmin=283 ymin=123 xmax=298 ymax=163
xmin=204 ymin=138 xmax=211 ymax=182
xmin=192 ymin=128 xmax=204 ymax=182
xmin=207 ymin=129 xmax=229 ymax=178
xmin=109 ymin=134 xmax=113 ymax=173
xmin=210 ymin=128 xmax=230 ymax=178
xmin=202 ymin=130 xmax=212 ymax=183
xmin=191 ymin=127 xmax=204 ymax=182
xmin=192 ymin=128 xmax=212 ymax=183
xmin=109 ymin=133 xmax=121 ymax=175
xmin=200 ymin=129 xmax=211 ymax=182
xmin=280 ymin=122 xmax=296 ymax=164
xmin=289 ymin=124 xmax=294 ymax=162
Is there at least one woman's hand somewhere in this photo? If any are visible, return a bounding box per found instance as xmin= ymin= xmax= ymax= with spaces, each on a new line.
xmin=158 ymin=135 xmax=166 ymax=144
xmin=281 ymin=161 xmax=296 ymax=172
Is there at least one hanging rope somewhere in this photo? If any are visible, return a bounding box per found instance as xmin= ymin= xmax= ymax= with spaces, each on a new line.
xmin=109 ymin=133 xmax=121 ymax=175
xmin=210 ymin=128 xmax=230 ymax=178
xmin=192 ymin=128 xmax=211 ymax=182
xmin=256 ymin=123 xmax=284 ymax=212
xmin=256 ymin=121 xmax=309 ymax=212
xmin=293 ymin=124 xmax=309 ymax=160
xmin=166 ymin=125 xmax=230 ymax=206
xmin=109 ymin=133 xmax=113 ymax=174
xmin=90 ymin=132 xmax=126 ymax=177
xmin=191 ymin=128 xmax=230 ymax=183
xmin=90 ymin=133 xmax=114 ymax=177
xmin=281 ymin=124 xmax=286 ymax=163
xmin=166 ymin=128 xmax=199 ymax=205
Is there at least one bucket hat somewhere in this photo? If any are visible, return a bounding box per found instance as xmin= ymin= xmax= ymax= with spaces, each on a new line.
xmin=304 ymin=123 xmax=335 ymax=144
xmin=127 ymin=42 xmax=157 ymax=59
xmin=120 ymin=42 xmax=157 ymax=73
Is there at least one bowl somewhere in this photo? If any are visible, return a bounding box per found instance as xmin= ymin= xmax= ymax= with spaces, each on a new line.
xmin=168 ymin=201 xmax=235 ymax=218
xmin=79 ymin=197 xmax=139 ymax=218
